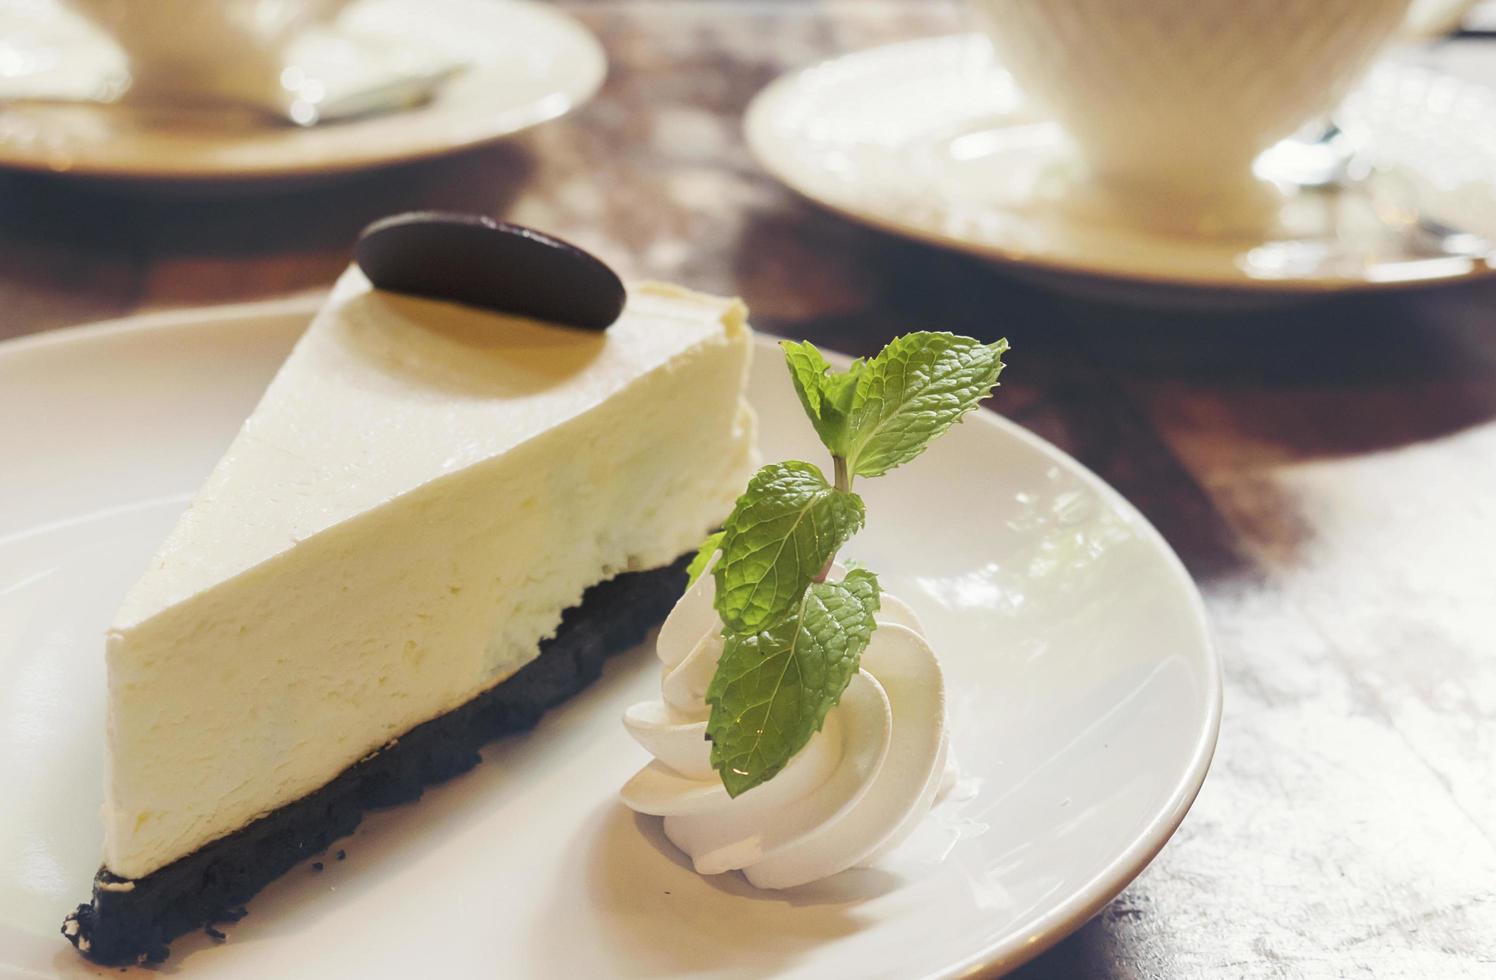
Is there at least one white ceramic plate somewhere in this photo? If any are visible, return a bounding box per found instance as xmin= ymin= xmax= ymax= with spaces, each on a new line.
xmin=0 ymin=0 xmax=604 ymax=184
xmin=0 ymin=298 xmax=1219 ymax=978
xmin=745 ymin=34 xmax=1496 ymax=301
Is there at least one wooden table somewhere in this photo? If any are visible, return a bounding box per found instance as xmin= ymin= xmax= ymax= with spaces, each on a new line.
xmin=3 ymin=2 xmax=1494 ymax=976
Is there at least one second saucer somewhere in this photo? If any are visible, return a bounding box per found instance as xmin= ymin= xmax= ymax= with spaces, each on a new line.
xmin=744 ymin=35 xmax=1496 ymax=305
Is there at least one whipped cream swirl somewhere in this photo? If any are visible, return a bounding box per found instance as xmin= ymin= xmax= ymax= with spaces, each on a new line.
xmin=620 ymin=567 xmax=953 ymax=889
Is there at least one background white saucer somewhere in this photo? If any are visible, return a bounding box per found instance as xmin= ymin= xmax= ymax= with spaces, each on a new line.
xmin=745 ymin=34 xmax=1496 ymax=301
xmin=0 ymin=0 xmax=604 ymax=184
xmin=0 ymin=298 xmax=1218 ymax=978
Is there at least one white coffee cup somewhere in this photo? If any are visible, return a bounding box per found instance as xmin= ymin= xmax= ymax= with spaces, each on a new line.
xmin=65 ymin=0 xmax=350 ymax=107
xmin=969 ymin=0 xmax=1411 ymax=229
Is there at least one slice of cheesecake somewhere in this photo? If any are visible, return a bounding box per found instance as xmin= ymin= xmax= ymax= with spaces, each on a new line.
xmin=64 ymin=267 xmax=757 ymax=964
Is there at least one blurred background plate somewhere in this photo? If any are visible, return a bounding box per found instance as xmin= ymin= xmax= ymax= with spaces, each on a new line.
xmin=0 ymin=0 xmax=605 ymax=186
xmin=745 ymin=35 xmax=1496 ymax=307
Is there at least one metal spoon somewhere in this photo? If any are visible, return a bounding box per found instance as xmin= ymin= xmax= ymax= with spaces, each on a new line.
xmin=1260 ymin=120 xmax=1494 ymax=260
xmin=0 ymin=62 xmax=462 ymax=128
xmin=283 ymin=63 xmax=464 ymax=127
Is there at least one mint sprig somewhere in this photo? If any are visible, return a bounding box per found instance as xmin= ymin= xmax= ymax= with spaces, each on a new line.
xmin=696 ymin=331 xmax=1007 ymax=797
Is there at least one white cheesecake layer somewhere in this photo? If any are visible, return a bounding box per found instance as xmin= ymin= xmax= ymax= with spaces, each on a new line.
xmin=103 ymin=271 xmax=757 ymax=880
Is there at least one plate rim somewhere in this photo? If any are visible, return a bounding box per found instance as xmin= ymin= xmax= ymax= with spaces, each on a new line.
xmin=0 ymin=0 xmax=606 ymax=183
xmin=0 ymin=297 xmax=1222 ymax=979
xmin=743 ymin=32 xmax=1496 ymax=297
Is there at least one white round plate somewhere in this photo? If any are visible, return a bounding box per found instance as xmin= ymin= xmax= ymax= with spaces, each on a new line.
xmin=0 ymin=0 xmax=604 ymax=184
xmin=745 ymin=34 xmax=1496 ymax=299
xmin=0 ymin=298 xmax=1219 ymax=978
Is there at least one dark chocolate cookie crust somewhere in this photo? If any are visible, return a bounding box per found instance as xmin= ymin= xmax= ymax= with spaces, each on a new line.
xmin=63 ymin=559 xmax=687 ymax=966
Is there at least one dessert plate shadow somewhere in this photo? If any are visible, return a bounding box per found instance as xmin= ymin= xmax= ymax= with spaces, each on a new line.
xmin=0 ymin=297 xmax=1219 ymax=978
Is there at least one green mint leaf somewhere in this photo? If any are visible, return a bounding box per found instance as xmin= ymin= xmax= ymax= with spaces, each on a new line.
xmin=843 ymin=332 xmax=1008 ymax=479
xmin=705 ymin=569 xmax=882 ymax=797
xmin=823 ymin=359 xmax=864 ymax=416
xmin=685 ymin=530 xmax=724 ymax=589
xmin=779 ymin=340 xmax=865 ymax=458
xmin=781 ymin=340 xmax=829 ymax=423
xmin=837 ymin=565 xmax=881 ymax=615
xmin=713 ymin=461 xmax=864 ymax=633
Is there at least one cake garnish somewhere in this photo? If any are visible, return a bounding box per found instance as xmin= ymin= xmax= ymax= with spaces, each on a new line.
xmin=621 ymin=331 xmax=1006 ymax=889
xmin=694 ymin=332 xmax=1007 ymax=796
xmin=355 ymin=211 xmax=626 ymax=329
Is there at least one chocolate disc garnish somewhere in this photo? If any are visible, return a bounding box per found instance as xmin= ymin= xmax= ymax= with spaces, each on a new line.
xmin=355 ymin=212 xmax=625 ymax=330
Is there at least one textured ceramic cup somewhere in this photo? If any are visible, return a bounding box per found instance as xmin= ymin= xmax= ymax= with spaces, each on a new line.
xmin=969 ymin=0 xmax=1411 ymax=226
xmin=65 ymin=0 xmax=350 ymax=106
